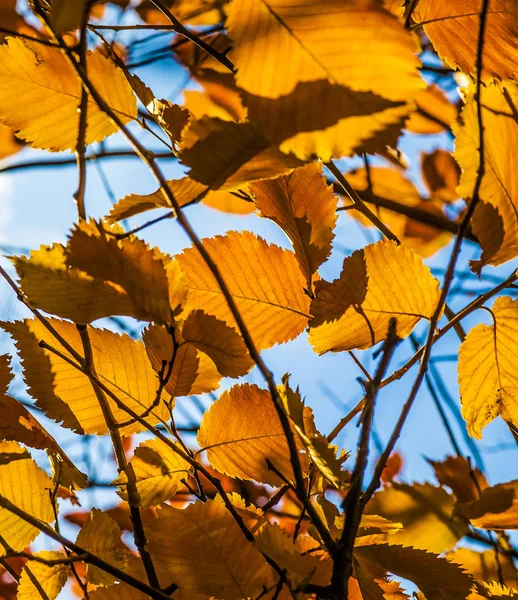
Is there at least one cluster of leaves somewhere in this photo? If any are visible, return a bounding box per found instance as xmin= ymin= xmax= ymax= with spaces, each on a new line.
xmin=0 ymin=0 xmax=517 ymax=599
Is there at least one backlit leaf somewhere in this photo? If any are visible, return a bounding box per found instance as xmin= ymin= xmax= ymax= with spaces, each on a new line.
xmin=454 ymin=81 xmax=518 ymax=272
xmin=0 ymin=441 xmax=54 ymax=553
xmin=198 ymin=383 xmax=308 ymax=485
xmin=17 ymin=551 xmax=69 ymax=600
xmin=422 ymin=149 xmax=461 ymax=202
xmin=405 ymin=85 xmax=458 ymax=135
xmin=0 ymin=39 xmax=136 ymax=151
xmin=175 ymin=230 xmax=311 ymax=350
xmin=413 ymin=0 xmax=518 ymax=81
xmin=146 ymin=497 xmax=272 ymax=598
xmin=2 ymin=319 xmax=172 ymax=436
xmin=114 ymin=438 xmax=190 ymax=509
xmin=250 ymin=163 xmax=337 ymax=288
xmin=309 ymin=240 xmax=440 ymax=353
xmin=458 ymin=296 xmax=518 ymax=438
xmin=428 ymin=455 xmax=488 ymax=503
xmin=455 ymin=480 xmax=518 ymax=530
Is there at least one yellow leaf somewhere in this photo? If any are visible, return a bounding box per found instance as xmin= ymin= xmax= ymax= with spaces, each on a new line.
xmin=413 ymin=0 xmax=518 ymax=81
xmin=455 ymin=480 xmax=518 ymax=530
xmin=250 ymin=163 xmax=337 ymax=288
xmin=0 ymin=441 xmax=54 ymax=553
xmin=17 ymin=551 xmax=69 ymax=600
xmin=309 ymin=240 xmax=440 ymax=353
xmin=422 ymin=149 xmax=461 ymax=202
xmin=428 ymin=455 xmax=488 ymax=503
xmin=76 ymin=508 xmax=129 ymax=586
xmin=137 ymin=0 xmax=228 ymax=26
xmin=458 ymin=296 xmax=518 ymax=438
xmin=227 ymin=0 xmax=423 ymax=160
xmin=448 ymin=547 xmax=518 ymax=591
xmin=66 ymin=220 xmax=186 ymax=325
xmin=0 ymin=354 xmax=87 ymax=490
xmin=454 ymin=81 xmax=518 ymax=272
xmin=0 ymin=39 xmax=136 ymax=151
xmin=114 ymin=438 xmax=190 ymax=509
xmin=12 ymin=244 xmax=134 ymax=325
xmin=146 ymin=497 xmax=272 ymax=598
xmin=143 ymin=323 xmax=222 ymax=397
xmin=108 ymin=177 xmax=207 ymax=222
xmin=366 ymin=482 xmax=468 ymax=553
xmin=181 ymin=310 xmax=253 ymax=378
xmin=405 ymin=84 xmax=458 ymax=135
xmin=2 ymin=318 xmax=172 ymax=436
xmin=49 ymin=0 xmax=84 ymax=34
xmin=203 ymin=189 xmax=256 ymax=215
xmin=175 ymin=230 xmax=311 ymax=350
xmin=180 ymin=118 xmax=304 ymax=190
xmin=198 ymin=383 xmax=308 ymax=486
xmin=0 ymin=122 xmax=22 ymax=159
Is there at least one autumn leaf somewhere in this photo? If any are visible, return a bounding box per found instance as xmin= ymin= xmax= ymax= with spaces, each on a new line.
xmin=448 ymin=547 xmax=518 ymax=591
xmin=405 ymin=84 xmax=458 ymax=135
xmin=413 ymin=0 xmax=518 ymax=81
xmin=454 ymin=81 xmax=518 ymax=272
xmin=143 ymin=323 xmax=222 ymax=397
xmin=0 ymin=354 xmax=87 ymax=489
xmin=175 ymin=230 xmax=311 ymax=350
xmin=422 ymin=149 xmax=461 ymax=202
xmin=76 ymin=508 xmax=130 ymax=585
xmin=198 ymin=383 xmax=308 ymax=485
xmin=366 ymin=482 xmax=468 ymax=553
xmin=17 ymin=551 xmax=69 ymax=600
xmin=2 ymin=318 xmax=173 ymax=436
xmin=0 ymin=38 xmax=137 ymax=151
xmin=146 ymin=497 xmax=273 ymax=598
xmin=250 ymin=163 xmax=337 ymax=289
xmin=309 ymin=240 xmax=441 ymax=353
xmin=0 ymin=441 xmax=54 ymax=553
xmin=227 ymin=0 xmax=423 ymax=160
xmin=455 ymin=480 xmax=518 ymax=530
xmin=0 ymin=122 xmax=22 ymax=159
xmin=137 ymin=0 xmax=228 ymax=26
xmin=428 ymin=455 xmax=488 ymax=504
xmin=114 ymin=438 xmax=190 ymax=509
xmin=458 ymin=296 xmax=518 ymax=438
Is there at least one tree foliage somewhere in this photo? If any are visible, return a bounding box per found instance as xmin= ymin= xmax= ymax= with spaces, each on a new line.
xmin=0 ymin=0 xmax=517 ymax=599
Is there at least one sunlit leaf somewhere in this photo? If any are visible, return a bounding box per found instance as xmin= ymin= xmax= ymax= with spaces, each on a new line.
xmin=405 ymin=84 xmax=457 ymax=134
xmin=17 ymin=551 xmax=69 ymax=600
xmin=455 ymin=480 xmax=518 ymax=530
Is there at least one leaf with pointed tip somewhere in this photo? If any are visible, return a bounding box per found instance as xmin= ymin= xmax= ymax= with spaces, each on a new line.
xmin=405 ymin=84 xmax=457 ymax=135
xmin=422 ymin=149 xmax=461 ymax=202
xmin=76 ymin=508 xmax=130 ymax=586
xmin=114 ymin=438 xmax=190 ymax=509
xmin=455 ymin=480 xmax=518 ymax=530
xmin=250 ymin=163 xmax=337 ymax=288
xmin=447 ymin=547 xmax=518 ymax=590
xmin=0 ymin=355 xmax=87 ymax=490
xmin=0 ymin=39 xmax=136 ymax=151
xmin=459 ymin=296 xmax=518 ymax=438
xmin=413 ymin=0 xmax=518 ymax=81
xmin=0 ymin=441 xmax=54 ymax=553
xmin=66 ymin=220 xmax=186 ymax=325
xmin=175 ymin=230 xmax=311 ymax=350
xmin=17 ymin=551 xmax=69 ymax=600
xmin=146 ymin=498 xmax=273 ymax=598
xmin=454 ymin=81 xmax=518 ymax=272
xmin=309 ymin=240 xmax=440 ymax=353
xmin=1 ymin=319 xmax=172 ymax=436
xmin=428 ymin=455 xmax=488 ymax=504
xmin=143 ymin=324 xmax=222 ymax=397
xmin=198 ymin=383 xmax=308 ymax=486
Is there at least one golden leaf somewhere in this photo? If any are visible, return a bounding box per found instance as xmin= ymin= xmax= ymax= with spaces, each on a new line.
xmin=454 ymin=81 xmax=518 ymax=272
xmin=0 ymin=39 xmax=136 ymax=151
xmin=143 ymin=323 xmax=222 ymax=397
xmin=17 ymin=551 xmax=69 ymax=600
xmin=137 ymin=0 xmax=228 ymax=26
xmin=366 ymin=482 xmax=468 ymax=553
xmin=175 ymin=230 xmax=311 ymax=350
xmin=422 ymin=149 xmax=461 ymax=202
xmin=198 ymin=383 xmax=307 ymax=486
xmin=146 ymin=497 xmax=272 ymax=598
xmin=448 ymin=547 xmax=518 ymax=591
xmin=114 ymin=438 xmax=189 ymax=509
xmin=0 ymin=122 xmax=22 ymax=159
xmin=428 ymin=455 xmax=488 ymax=504
xmin=413 ymin=0 xmax=518 ymax=81
xmin=2 ymin=319 xmax=172 ymax=436
xmin=458 ymin=296 xmax=518 ymax=438
xmin=76 ymin=508 xmax=129 ymax=586
xmin=309 ymin=240 xmax=440 ymax=353
xmin=405 ymin=84 xmax=457 ymax=135
xmin=181 ymin=310 xmax=253 ymax=378
xmin=0 ymin=441 xmax=54 ymax=553
xmin=49 ymin=0 xmax=84 ymax=34
xmin=0 ymin=354 xmax=87 ymax=490
xmin=250 ymin=163 xmax=337 ymax=288
xmin=227 ymin=0 xmax=423 ymax=160
xmin=66 ymin=220 xmax=186 ymax=325
xmin=203 ymin=189 xmax=256 ymax=214
xmin=180 ymin=118 xmax=304 ymax=190
xmin=455 ymin=480 xmax=518 ymax=530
